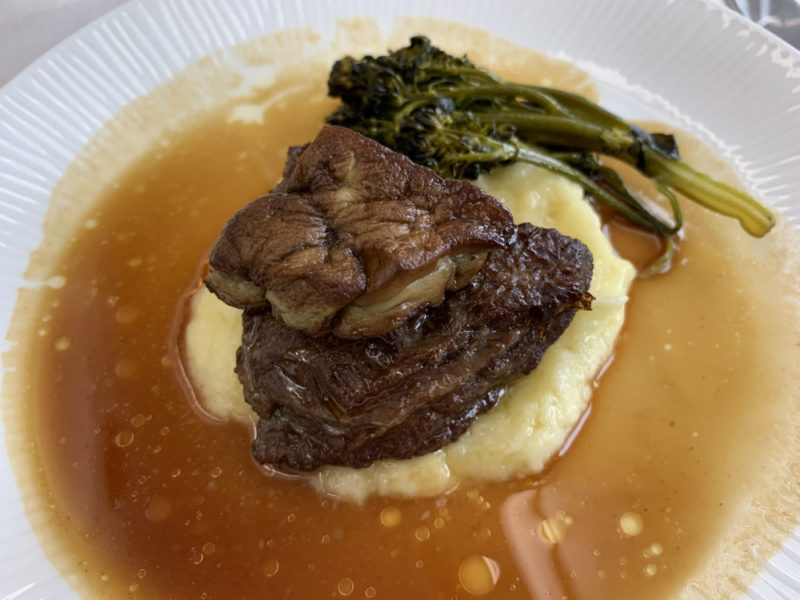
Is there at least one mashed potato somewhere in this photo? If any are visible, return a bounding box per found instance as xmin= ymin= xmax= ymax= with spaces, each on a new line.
xmin=184 ymin=164 xmax=635 ymax=502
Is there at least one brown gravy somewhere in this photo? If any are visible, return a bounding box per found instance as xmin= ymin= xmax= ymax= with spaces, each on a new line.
xmin=4 ymin=25 xmax=800 ymax=600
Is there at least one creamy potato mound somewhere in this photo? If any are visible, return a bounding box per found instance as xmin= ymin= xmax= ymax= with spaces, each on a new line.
xmin=184 ymin=164 xmax=635 ymax=502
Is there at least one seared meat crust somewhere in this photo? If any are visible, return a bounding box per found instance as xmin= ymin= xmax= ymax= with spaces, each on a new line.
xmin=237 ymin=224 xmax=593 ymax=471
xmin=206 ymin=125 xmax=514 ymax=339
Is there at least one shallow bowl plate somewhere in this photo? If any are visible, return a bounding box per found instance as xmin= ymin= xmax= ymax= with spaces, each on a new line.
xmin=0 ymin=0 xmax=798 ymax=597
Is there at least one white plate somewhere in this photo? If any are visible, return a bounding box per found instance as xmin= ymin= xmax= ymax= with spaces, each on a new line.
xmin=1 ymin=0 xmax=798 ymax=598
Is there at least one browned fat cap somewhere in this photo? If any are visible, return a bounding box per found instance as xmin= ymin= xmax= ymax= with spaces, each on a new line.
xmin=205 ymin=125 xmax=514 ymax=338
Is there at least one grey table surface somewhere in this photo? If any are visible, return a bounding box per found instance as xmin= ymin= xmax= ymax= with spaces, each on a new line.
xmin=0 ymin=0 xmax=128 ymax=87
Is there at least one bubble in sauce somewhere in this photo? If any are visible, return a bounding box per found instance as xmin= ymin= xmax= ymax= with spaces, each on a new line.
xmin=47 ymin=275 xmax=66 ymax=289
xmin=364 ymin=586 xmax=376 ymax=598
xmin=131 ymin=414 xmax=146 ymax=428
xmin=644 ymin=564 xmax=657 ymax=577
xmin=144 ymin=495 xmax=172 ymax=522
xmin=620 ymin=512 xmax=644 ymax=537
xmin=650 ymin=543 xmax=663 ymax=556
xmin=202 ymin=542 xmax=216 ymax=556
xmin=458 ymin=555 xmax=500 ymax=596
xmin=115 ymin=306 xmax=139 ymax=324
xmin=114 ymin=431 xmax=135 ymax=448
xmin=415 ymin=526 xmax=430 ymax=541
xmin=262 ymin=559 xmax=280 ymax=577
xmin=114 ymin=359 xmax=138 ymax=378
xmin=338 ymin=577 xmax=355 ymax=596
xmin=54 ymin=336 xmax=71 ymax=351
xmin=380 ymin=506 xmax=401 ymax=528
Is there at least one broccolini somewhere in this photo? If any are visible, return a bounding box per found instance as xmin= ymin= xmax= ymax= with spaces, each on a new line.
xmin=326 ymin=37 xmax=775 ymax=271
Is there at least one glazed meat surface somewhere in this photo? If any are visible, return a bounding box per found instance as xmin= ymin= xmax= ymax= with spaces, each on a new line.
xmin=206 ymin=125 xmax=514 ymax=339
xmin=237 ymin=224 xmax=593 ymax=471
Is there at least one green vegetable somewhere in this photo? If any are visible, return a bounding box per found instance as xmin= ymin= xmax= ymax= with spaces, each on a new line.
xmin=326 ymin=37 xmax=775 ymax=272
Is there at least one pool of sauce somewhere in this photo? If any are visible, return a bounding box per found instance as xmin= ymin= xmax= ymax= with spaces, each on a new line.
xmin=4 ymin=24 xmax=800 ymax=600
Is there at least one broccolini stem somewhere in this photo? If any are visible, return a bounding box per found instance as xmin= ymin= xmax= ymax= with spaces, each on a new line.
xmin=412 ymin=85 xmax=570 ymax=115
xmin=475 ymin=110 xmax=773 ymax=235
xmin=641 ymin=147 xmax=775 ymax=236
xmin=537 ymin=87 xmax=630 ymax=130
xmin=471 ymin=111 xmax=617 ymax=152
xmin=636 ymin=236 xmax=677 ymax=279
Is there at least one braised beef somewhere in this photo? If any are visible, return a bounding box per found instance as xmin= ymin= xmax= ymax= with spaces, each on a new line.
xmin=237 ymin=224 xmax=593 ymax=471
xmin=206 ymin=125 xmax=514 ymax=339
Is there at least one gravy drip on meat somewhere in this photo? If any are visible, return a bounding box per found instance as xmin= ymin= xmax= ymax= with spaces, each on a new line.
xmin=3 ymin=21 xmax=800 ymax=600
